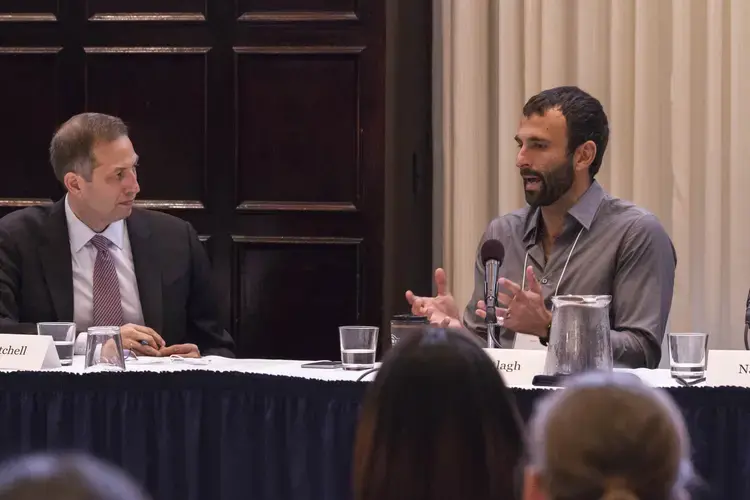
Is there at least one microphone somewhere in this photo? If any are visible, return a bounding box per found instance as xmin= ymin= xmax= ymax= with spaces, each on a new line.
xmin=480 ymin=239 xmax=505 ymax=348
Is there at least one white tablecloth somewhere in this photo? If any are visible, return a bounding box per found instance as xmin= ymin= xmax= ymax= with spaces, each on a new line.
xmin=43 ymin=355 xmax=698 ymax=388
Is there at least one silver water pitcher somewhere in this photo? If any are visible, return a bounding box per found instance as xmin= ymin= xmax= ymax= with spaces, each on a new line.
xmin=543 ymin=295 xmax=613 ymax=376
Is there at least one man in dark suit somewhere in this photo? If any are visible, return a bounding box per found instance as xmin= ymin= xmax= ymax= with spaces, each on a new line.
xmin=0 ymin=113 xmax=235 ymax=358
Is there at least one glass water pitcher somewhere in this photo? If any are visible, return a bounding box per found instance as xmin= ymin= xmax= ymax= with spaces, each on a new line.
xmin=543 ymin=295 xmax=613 ymax=376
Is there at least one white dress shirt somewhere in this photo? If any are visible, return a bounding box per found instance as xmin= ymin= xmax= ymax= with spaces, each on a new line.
xmin=64 ymin=196 xmax=144 ymax=350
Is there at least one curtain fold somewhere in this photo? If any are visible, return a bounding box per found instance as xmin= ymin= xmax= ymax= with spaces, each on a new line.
xmin=0 ymin=371 xmax=747 ymax=498
xmin=434 ymin=0 xmax=750 ymax=350
xmin=0 ymin=372 xmax=365 ymax=500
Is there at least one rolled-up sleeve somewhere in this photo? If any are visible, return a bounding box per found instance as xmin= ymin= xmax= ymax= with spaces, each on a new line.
xmin=611 ymin=213 xmax=676 ymax=368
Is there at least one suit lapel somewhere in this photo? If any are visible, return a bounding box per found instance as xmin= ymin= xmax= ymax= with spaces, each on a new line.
xmin=126 ymin=210 xmax=163 ymax=333
xmin=39 ymin=200 xmax=74 ymax=321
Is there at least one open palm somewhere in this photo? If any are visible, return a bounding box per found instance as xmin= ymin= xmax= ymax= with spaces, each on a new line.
xmin=405 ymin=268 xmax=461 ymax=327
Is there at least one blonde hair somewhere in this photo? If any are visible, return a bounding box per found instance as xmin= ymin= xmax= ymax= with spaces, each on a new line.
xmin=527 ymin=372 xmax=693 ymax=500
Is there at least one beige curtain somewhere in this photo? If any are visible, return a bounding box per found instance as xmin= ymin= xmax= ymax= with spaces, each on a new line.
xmin=433 ymin=0 xmax=750 ymax=350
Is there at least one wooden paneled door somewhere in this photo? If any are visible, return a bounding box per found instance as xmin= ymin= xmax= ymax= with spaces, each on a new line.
xmin=0 ymin=0 xmax=433 ymax=360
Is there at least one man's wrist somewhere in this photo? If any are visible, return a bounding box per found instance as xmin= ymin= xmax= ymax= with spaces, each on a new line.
xmin=538 ymin=310 xmax=552 ymax=345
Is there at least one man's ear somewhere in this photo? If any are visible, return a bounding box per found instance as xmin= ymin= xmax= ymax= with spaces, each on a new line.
xmin=574 ymin=140 xmax=596 ymax=173
xmin=64 ymin=172 xmax=81 ymax=194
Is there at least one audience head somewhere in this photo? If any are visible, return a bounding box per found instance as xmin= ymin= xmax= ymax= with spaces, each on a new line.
xmin=50 ymin=112 xmax=140 ymax=231
xmin=524 ymin=372 xmax=694 ymax=500
xmin=0 ymin=452 xmax=149 ymax=500
xmin=353 ymin=327 xmax=525 ymax=500
xmin=517 ymin=86 xmax=609 ymax=207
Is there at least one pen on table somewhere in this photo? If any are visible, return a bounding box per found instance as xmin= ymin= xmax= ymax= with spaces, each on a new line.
xmin=141 ymin=339 xmax=164 ymax=350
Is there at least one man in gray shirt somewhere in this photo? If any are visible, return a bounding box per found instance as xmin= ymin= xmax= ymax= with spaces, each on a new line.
xmin=406 ymin=86 xmax=676 ymax=368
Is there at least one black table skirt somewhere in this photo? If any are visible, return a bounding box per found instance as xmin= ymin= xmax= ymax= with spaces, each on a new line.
xmin=0 ymin=371 xmax=746 ymax=500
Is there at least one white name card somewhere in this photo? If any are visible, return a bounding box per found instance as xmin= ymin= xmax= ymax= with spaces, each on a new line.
xmin=513 ymin=332 xmax=548 ymax=351
xmin=705 ymin=349 xmax=750 ymax=387
xmin=0 ymin=334 xmax=61 ymax=370
xmin=483 ymin=348 xmax=547 ymax=386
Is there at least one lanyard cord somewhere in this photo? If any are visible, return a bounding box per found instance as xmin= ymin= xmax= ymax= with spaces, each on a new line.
xmin=488 ymin=227 xmax=585 ymax=348
xmin=521 ymin=227 xmax=585 ymax=295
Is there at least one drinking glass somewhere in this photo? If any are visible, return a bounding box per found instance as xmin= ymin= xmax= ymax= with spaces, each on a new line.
xmin=84 ymin=326 xmax=126 ymax=371
xmin=339 ymin=326 xmax=378 ymax=370
xmin=37 ymin=322 xmax=76 ymax=366
xmin=668 ymin=332 xmax=708 ymax=381
xmin=390 ymin=314 xmax=429 ymax=347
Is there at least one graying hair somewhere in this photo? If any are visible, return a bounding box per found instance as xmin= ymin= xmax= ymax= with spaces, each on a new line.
xmin=49 ymin=113 xmax=128 ymax=183
xmin=0 ymin=452 xmax=149 ymax=500
xmin=527 ymin=371 xmax=695 ymax=500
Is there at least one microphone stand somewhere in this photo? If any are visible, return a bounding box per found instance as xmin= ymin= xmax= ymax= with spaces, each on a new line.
xmin=485 ymin=301 xmax=499 ymax=348
xmin=484 ymin=259 xmax=501 ymax=349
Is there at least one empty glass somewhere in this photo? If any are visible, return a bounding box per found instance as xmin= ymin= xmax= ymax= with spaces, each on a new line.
xmin=84 ymin=326 xmax=126 ymax=371
xmin=339 ymin=326 xmax=378 ymax=370
xmin=669 ymin=332 xmax=708 ymax=382
xmin=37 ymin=322 xmax=76 ymax=366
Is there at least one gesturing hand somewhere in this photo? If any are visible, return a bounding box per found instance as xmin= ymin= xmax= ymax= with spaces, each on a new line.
xmin=476 ymin=266 xmax=551 ymax=338
xmin=405 ymin=268 xmax=462 ymax=329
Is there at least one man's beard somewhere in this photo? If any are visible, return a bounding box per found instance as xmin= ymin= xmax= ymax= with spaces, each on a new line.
xmin=521 ymin=156 xmax=575 ymax=207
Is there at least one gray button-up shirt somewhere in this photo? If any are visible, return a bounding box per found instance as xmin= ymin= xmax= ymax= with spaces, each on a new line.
xmin=462 ymin=181 xmax=676 ymax=368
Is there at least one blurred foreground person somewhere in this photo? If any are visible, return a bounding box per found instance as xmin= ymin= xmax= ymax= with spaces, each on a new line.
xmin=353 ymin=328 xmax=525 ymax=500
xmin=524 ymin=372 xmax=695 ymax=500
xmin=0 ymin=452 xmax=149 ymax=500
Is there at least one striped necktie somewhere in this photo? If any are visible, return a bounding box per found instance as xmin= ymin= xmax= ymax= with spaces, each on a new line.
xmin=90 ymin=234 xmax=124 ymax=327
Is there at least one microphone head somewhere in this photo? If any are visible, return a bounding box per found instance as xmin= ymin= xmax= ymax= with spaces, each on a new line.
xmin=480 ymin=239 xmax=505 ymax=266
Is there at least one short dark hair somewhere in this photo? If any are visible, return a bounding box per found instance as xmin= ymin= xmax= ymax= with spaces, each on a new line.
xmin=49 ymin=113 xmax=128 ymax=183
xmin=523 ymin=86 xmax=609 ymax=178
xmin=353 ymin=328 xmax=525 ymax=500
xmin=0 ymin=452 xmax=149 ymax=500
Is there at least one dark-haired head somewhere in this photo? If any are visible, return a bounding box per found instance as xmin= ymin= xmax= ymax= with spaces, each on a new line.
xmin=515 ymin=86 xmax=609 ymax=207
xmin=0 ymin=452 xmax=149 ymax=500
xmin=353 ymin=328 xmax=525 ymax=500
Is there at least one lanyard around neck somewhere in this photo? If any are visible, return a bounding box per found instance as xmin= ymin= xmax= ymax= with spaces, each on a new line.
xmin=521 ymin=227 xmax=585 ymax=296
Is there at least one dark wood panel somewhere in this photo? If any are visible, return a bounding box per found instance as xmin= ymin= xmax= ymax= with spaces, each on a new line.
xmin=0 ymin=0 xmax=433 ymax=363
xmin=86 ymin=0 xmax=206 ymax=21
xmin=0 ymin=48 xmax=64 ymax=201
xmin=235 ymin=48 xmax=360 ymax=206
xmin=237 ymin=0 xmax=358 ymax=22
xmin=233 ymin=236 xmax=361 ymax=360
xmin=0 ymin=0 xmax=57 ymax=20
xmin=84 ymin=48 xmax=208 ymax=205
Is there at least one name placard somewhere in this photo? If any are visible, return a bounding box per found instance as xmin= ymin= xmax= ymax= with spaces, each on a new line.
xmin=705 ymin=350 xmax=750 ymax=387
xmin=0 ymin=334 xmax=61 ymax=370
xmin=513 ymin=332 xmax=548 ymax=351
xmin=483 ymin=348 xmax=547 ymax=386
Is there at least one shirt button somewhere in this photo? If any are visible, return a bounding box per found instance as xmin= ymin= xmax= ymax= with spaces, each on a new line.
xmin=541 ymin=278 xmax=549 ymax=284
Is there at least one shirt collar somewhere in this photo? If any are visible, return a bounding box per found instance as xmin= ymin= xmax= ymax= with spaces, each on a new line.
xmin=568 ymin=181 xmax=606 ymax=230
xmin=522 ymin=181 xmax=607 ymax=242
xmin=64 ymin=195 xmax=125 ymax=253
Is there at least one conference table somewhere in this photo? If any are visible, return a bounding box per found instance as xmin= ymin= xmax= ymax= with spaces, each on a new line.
xmin=0 ymin=356 xmax=747 ymax=500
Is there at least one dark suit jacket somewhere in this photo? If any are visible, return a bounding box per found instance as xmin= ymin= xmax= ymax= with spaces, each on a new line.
xmin=0 ymin=199 xmax=235 ymax=357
